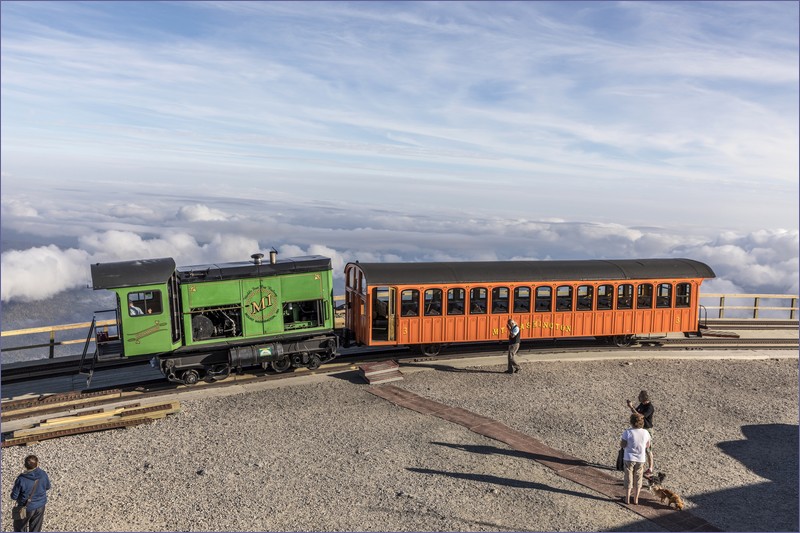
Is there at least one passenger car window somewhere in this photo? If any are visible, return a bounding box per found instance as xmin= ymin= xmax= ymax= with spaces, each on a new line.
xmin=513 ymin=287 xmax=531 ymax=313
xmin=447 ymin=288 xmax=465 ymax=315
xmin=556 ymin=285 xmax=573 ymax=312
xmin=401 ymin=289 xmax=420 ymax=317
xmin=577 ymin=285 xmax=593 ymax=311
xmin=597 ymin=284 xmax=613 ymax=310
xmin=424 ymin=289 xmax=442 ymax=316
xmin=676 ymin=283 xmax=691 ymax=308
xmin=656 ymin=283 xmax=672 ymax=308
xmin=535 ymin=286 xmax=552 ymax=312
xmin=637 ymin=284 xmax=653 ymax=309
xmin=469 ymin=287 xmax=487 ymax=314
xmin=617 ymin=284 xmax=633 ymax=310
xmin=492 ymin=287 xmax=509 ymax=313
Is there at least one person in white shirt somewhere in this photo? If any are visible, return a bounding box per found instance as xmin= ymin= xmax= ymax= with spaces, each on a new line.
xmin=620 ymin=413 xmax=651 ymax=505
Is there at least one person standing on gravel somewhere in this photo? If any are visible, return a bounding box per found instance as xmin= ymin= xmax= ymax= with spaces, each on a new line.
xmin=626 ymin=390 xmax=654 ymax=476
xmin=10 ymin=454 xmax=51 ymax=532
xmin=620 ymin=413 xmax=651 ymax=505
xmin=506 ymin=319 xmax=522 ymax=373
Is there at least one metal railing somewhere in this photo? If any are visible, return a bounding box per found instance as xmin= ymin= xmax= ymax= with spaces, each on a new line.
xmin=699 ymin=293 xmax=798 ymax=319
xmin=2 ymin=293 xmax=796 ymax=361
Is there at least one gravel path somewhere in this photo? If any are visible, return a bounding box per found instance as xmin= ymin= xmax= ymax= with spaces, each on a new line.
xmin=2 ymin=354 xmax=797 ymax=532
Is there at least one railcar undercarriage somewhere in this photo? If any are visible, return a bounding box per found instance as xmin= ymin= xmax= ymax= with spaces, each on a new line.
xmin=157 ymin=334 xmax=339 ymax=385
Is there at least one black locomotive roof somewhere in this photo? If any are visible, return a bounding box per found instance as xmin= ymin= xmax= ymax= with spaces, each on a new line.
xmin=176 ymin=255 xmax=331 ymax=283
xmin=92 ymin=255 xmax=331 ymax=289
xmin=91 ymin=258 xmax=177 ymax=289
xmin=348 ymin=258 xmax=715 ymax=286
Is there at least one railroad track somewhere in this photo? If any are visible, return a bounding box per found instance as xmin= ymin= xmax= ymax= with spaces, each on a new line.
xmin=2 ymin=332 xmax=796 ymax=447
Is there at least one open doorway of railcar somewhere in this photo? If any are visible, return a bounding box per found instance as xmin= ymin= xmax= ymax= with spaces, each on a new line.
xmin=371 ymin=286 xmax=395 ymax=342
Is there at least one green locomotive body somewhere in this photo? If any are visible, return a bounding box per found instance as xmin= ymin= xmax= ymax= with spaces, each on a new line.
xmin=88 ymin=252 xmax=338 ymax=384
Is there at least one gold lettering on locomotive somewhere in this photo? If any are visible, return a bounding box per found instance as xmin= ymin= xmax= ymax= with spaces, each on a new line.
xmin=244 ymin=286 xmax=279 ymax=323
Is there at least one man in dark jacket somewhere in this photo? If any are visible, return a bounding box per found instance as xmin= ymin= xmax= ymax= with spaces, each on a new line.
xmin=506 ymin=319 xmax=522 ymax=373
xmin=11 ymin=455 xmax=51 ymax=532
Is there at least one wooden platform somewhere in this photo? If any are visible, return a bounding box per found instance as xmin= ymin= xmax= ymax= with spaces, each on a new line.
xmin=368 ymin=385 xmax=721 ymax=532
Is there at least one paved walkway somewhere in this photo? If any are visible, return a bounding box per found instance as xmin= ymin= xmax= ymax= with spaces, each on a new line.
xmin=368 ymin=384 xmax=721 ymax=532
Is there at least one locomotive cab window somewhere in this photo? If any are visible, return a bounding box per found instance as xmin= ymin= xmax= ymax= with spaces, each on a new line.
xmin=637 ymin=284 xmax=654 ymax=309
xmin=513 ymin=287 xmax=531 ymax=313
xmin=617 ymin=284 xmax=633 ymax=310
xmin=469 ymin=287 xmax=487 ymax=314
xmin=128 ymin=291 xmax=162 ymax=316
xmin=656 ymin=283 xmax=672 ymax=308
xmin=535 ymin=287 xmax=552 ymax=312
xmin=447 ymin=288 xmax=465 ymax=315
xmin=576 ymin=285 xmax=593 ymax=311
xmin=424 ymin=288 xmax=443 ymax=316
xmin=676 ymin=283 xmax=692 ymax=308
xmin=401 ymin=289 xmax=420 ymax=317
xmin=491 ymin=287 xmax=509 ymax=313
xmin=597 ymin=285 xmax=613 ymax=310
xmin=556 ymin=285 xmax=573 ymax=312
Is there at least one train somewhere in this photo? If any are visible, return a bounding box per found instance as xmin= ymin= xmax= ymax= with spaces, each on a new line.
xmin=83 ymin=252 xmax=715 ymax=385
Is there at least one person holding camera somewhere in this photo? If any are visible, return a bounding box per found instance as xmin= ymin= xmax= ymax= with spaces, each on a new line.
xmin=10 ymin=455 xmax=51 ymax=532
xmin=626 ymin=390 xmax=654 ymax=476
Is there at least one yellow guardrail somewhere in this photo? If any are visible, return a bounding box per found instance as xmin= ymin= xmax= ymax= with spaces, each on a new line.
xmin=1 ymin=293 xmax=795 ymax=358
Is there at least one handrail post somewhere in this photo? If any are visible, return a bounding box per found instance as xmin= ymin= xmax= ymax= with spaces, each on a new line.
xmin=49 ymin=331 xmax=55 ymax=359
xmin=791 ymin=298 xmax=797 ymax=320
xmin=753 ymin=297 xmax=759 ymax=319
xmin=718 ymin=296 xmax=725 ymax=319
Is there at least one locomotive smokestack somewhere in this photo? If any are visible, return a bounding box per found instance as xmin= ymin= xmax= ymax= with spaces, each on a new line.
xmin=269 ymin=248 xmax=278 ymax=264
xmin=251 ymin=253 xmax=264 ymax=265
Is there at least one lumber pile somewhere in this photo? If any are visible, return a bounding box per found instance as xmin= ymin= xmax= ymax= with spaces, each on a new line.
xmin=2 ymin=400 xmax=181 ymax=447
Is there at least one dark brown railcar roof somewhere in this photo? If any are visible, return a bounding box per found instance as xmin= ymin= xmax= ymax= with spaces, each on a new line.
xmin=92 ymin=255 xmax=331 ymax=289
xmin=91 ymin=258 xmax=177 ymax=289
xmin=347 ymin=259 xmax=715 ymax=286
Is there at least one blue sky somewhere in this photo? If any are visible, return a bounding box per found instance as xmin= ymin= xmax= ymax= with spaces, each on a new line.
xmin=1 ymin=1 xmax=798 ymax=308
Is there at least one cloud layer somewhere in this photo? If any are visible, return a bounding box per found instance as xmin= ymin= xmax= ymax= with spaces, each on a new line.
xmin=2 ymin=194 xmax=796 ymax=306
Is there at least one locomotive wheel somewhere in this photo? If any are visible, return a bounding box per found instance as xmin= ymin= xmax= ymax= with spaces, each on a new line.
xmin=182 ymin=369 xmax=200 ymax=386
xmin=420 ymin=343 xmax=441 ymax=356
xmin=307 ymin=354 xmax=321 ymax=370
xmin=206 ymin=364 xmax=231 ymax=381
xmin=613 ymin=335 xmax=634 ymax=347
xmin=270 ymin=357 xmax=292 ymax=373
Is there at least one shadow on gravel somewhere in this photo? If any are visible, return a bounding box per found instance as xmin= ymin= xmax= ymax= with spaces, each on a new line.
xmin=407 ymin=467 xmax=609 ymax=502
xmin=431 ymin=441 xmax=617 ymax=471
xmin=402 ymin=363 xmax=503 ymax=374
xmin=692 ymin=423 xmax=798 ymax=532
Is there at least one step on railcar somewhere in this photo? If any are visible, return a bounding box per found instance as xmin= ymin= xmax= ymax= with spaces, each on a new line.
xmin=343 ymin=258 xmax=715 ymax=355
xmin=82 ymin=251 xmax=339 ymax=385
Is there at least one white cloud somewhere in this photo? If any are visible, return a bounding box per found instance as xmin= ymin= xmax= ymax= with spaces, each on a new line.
xmin=1 ymin=245 xmax=90 ymax=301
xmin=176 ymin=204 xmax=230 ymax=222
xmin=1 ymin=199 xmax=39 ymax=218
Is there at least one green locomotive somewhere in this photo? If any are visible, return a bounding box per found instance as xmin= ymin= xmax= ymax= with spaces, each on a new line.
xmin=86 ymin=251 xmax=338 ymax=384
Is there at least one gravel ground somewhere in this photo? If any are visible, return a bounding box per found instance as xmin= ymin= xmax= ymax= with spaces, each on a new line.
xmin=1 ymin=354 xmax=797 ymax=532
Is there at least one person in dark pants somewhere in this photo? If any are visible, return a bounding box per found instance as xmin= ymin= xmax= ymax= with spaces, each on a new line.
xmin=626 ymin=390 xmax=654 ymax=476
xmin=506 ymin=319 xmax=522 ymax=373
xmin=11 ymin=455 xmax=51 ymax=532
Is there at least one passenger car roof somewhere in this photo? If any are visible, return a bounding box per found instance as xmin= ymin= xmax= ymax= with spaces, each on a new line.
xmin=347 ymin=259 xmax=716 ymax=286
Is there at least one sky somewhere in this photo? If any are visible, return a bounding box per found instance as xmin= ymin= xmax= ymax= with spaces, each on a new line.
xmin=1 ymin=1 xmax=798 ymax=324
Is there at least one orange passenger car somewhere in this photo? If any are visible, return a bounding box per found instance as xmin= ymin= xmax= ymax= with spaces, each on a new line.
xmin=344 ymin=259 xmax=715 ymax=355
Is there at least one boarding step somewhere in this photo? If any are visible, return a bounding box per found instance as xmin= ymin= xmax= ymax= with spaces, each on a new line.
xmin=358 ymin=360 xmax=404 ymax=385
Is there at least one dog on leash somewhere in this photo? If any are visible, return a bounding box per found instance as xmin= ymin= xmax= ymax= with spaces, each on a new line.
xmin=647 ymin=472 xmax=685 ymax=510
